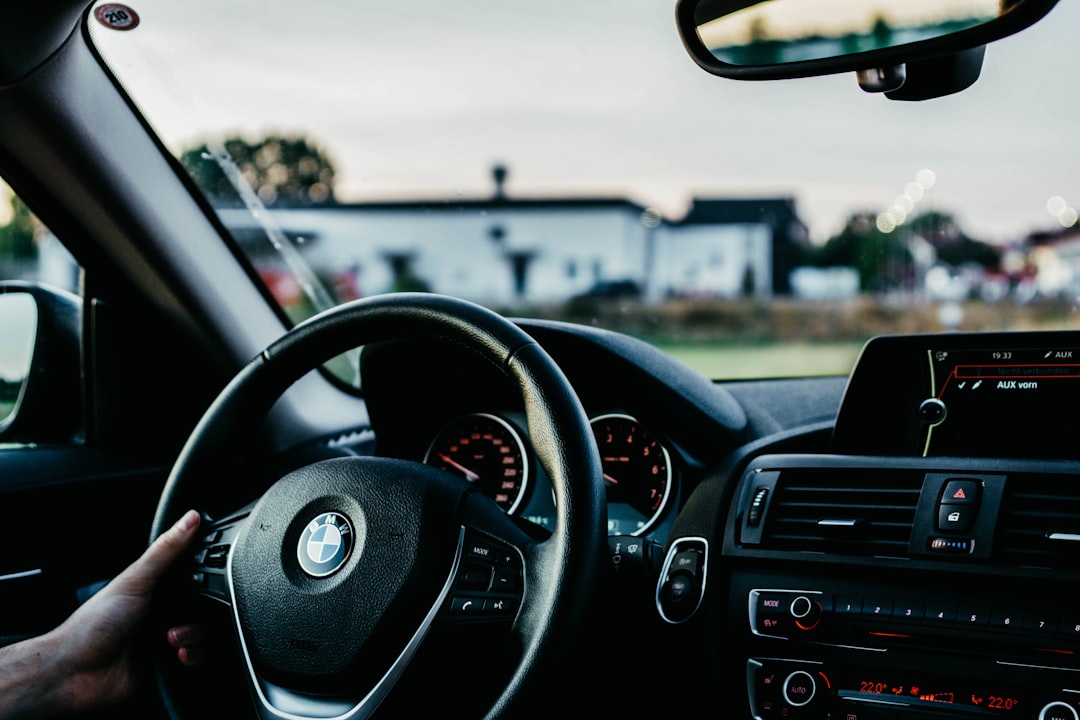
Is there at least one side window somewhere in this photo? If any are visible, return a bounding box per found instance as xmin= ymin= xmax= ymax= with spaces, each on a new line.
xmin=0 ymin=182 xmax=79 ymax=291
xmin=0 ymin=180 xmax=81 ymax=434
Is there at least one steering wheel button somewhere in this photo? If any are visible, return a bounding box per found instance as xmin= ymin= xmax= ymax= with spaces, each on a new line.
xmin=206 ymin=545 xmax=229 ymax=568
xmin=484 ymin=597 xmax=519 ymax=615
xmin=466 ymin=540 xmax=496 ymax=562
xmin=491 ymin=568 xmax=518 ymax=592
xmin=450 ymin=596 xmax=485 ymax=614
xmin=459 ymin=566 xmax=492 ymax=590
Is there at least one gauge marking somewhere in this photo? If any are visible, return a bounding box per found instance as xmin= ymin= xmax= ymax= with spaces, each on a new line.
xmin=590 ymin=413 xmax=673 ymax=536
xmin=424 ymin=413 xmax=530 ymax=514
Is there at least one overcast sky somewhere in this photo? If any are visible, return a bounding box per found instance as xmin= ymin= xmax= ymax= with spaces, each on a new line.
xmin=86 ymin=0 xmax=1078 ymax=247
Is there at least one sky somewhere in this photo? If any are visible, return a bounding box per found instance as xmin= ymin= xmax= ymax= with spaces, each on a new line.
xmin=74 ymin=0 xmax=1080 ymax=249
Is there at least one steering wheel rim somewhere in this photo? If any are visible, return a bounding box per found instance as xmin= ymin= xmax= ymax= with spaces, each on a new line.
xmin=151 ymin=292 xmax=605 ymax=720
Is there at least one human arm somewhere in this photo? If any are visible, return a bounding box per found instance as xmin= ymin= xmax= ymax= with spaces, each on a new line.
xmin=0 ymin=509 xmax=201 ymax=719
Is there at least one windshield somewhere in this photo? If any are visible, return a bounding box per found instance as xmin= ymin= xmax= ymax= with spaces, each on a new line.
xmin=88 ymin=0 xmax=1078 ymax=383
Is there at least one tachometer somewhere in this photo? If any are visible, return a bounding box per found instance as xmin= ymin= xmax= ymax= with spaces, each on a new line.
xmin=424 ymin=413 xmax=530 ymax=513
xmin=590 ymin=413 xmax=673 ymax=536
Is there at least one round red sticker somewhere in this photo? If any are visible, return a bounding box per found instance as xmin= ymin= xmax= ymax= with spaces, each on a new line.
xmin=94 ymin=4 xmax=140 ymax=31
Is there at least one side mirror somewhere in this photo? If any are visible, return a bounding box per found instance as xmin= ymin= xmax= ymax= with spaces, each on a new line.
xmin=0 ymin=282 xmax=81 ymax=442
xmin=675 ymin=0 xmax=1060 ymax=97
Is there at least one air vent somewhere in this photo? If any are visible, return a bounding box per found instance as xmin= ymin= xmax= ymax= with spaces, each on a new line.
xmin=758 ymin=469 xmax=923 ymax=557
xmin=996 ymin=474 xmax=1080 ymax=569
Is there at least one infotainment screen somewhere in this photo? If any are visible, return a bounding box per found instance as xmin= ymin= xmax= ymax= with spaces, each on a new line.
xmin=832 ymin=332 xmax=1080 ymax=459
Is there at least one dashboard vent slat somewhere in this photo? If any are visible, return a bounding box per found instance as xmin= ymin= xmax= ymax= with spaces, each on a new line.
xmin=997 ymin=475 xmax=1080 ymax=568
xmin=757 ymin=469 xmax=922 ymax=557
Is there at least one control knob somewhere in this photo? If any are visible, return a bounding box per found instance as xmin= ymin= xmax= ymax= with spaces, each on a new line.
xmin=1040 ymin=702 xmax=1079 ymax=720
xmin=789 ymin=595 xmax=823 ymax=630
xmin=783 ymin=670 xmax=817 ymax=708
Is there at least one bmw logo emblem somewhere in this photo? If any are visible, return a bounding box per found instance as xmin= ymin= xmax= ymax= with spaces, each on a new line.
xmin=297 ymin=512 xmax=353 ymax=577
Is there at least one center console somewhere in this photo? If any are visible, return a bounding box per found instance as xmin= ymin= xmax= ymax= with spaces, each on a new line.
xmin=719 ymin=332 xmax=1080 ymax=720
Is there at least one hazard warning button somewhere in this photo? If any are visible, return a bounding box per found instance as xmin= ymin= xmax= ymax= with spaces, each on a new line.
xmin=941 ymin=479 xmax=980 ymax=505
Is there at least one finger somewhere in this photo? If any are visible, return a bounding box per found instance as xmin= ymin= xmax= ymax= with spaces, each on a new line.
xmin=114 ymin=510 xmax=202 ymax=595
xmin=177 ymin=645 xmax=205 ymax=667
xmin=166 ymin=624 xmax=204 ymax=648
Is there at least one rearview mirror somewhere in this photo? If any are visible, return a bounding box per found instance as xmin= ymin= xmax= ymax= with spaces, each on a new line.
xmin=676 ymin=0 xmax=1059 ymax=91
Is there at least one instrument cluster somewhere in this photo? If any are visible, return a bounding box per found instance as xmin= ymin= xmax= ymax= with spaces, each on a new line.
xmin=423 ymin=410 xmax=676 ymax=537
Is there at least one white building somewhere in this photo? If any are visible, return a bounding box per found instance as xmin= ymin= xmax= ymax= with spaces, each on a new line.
xmin=219 ymin=195 xmax=805 ymax=307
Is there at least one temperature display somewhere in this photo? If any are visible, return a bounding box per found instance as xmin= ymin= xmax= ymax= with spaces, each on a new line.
xmin=840 ymin=670 xmax=1033 ymax=716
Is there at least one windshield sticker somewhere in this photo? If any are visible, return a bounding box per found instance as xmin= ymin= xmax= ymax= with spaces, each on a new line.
xmin=94 ymin=4 xmax=140 ymax=31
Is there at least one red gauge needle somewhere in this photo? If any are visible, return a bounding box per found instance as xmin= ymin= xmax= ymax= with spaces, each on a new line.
xmin=603 ymin=473 xmax=619 ymax=485
xmin=437 ymin=453 xmax=480 ymax=481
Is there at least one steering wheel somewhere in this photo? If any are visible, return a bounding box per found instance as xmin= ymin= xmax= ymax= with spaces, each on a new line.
xmin=150 ymin=293 xmax=606 ymax=720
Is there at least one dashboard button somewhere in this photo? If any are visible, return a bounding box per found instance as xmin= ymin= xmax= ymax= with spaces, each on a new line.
xmin=1059 ymin=619 xmax=1080 ymax=641
xmin=892 ymin=600 xmax=924 ymax=622
xmin=835 ymin=595 xmax=862 ymax=615
xmin=863 ymin=598 xmax=893 ymax=620
xmin=941 ymin=479 xmax=980 ymax=505
xmin=957 ymin=606 xmax=990 ymax=627
xmin=990 ymin=608 xmax=1022 ymax=633
xmin=782 ymin=670 xmax=816 ymax=707
xmin=924 ymin=603 xmax=958 ymax=625
xmin=1024 ymin=610 xmax=1058 ymax=636
xmin=937 ymin=504 xmax=976 ymax=532
xmin=756 ymin=591 xmax=788 ymax=615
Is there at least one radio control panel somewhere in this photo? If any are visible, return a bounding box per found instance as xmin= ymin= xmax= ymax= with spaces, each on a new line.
xmin=730 ymin=573 xmax=1080 ymax=720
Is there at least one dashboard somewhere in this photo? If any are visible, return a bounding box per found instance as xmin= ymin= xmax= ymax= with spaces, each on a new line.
xmin=358 ymin=323 xmax=1080 ymax=720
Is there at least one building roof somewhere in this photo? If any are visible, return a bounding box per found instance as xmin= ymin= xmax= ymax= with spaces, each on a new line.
xmin=678 ymin=197 xmax=800 ymax=227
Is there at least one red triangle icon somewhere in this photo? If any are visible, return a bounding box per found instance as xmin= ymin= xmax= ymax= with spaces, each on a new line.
xmin=953 ymin=488 xmax=967 ymax=499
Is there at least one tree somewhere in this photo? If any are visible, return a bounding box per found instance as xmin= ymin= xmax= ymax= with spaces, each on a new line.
xmin=908 ymin=210 xmax=1000 ymax=269
xmin=809 ymin=212 xmax=910 ymax=292
xmin=180 ymin=135 xmax=337 ymax=207
xmin=0 ymin=194 xmax=40 ymax=259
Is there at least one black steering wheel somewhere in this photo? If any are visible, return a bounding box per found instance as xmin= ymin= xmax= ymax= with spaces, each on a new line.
xmin=150 ymin=293 xmax=606 ymax=720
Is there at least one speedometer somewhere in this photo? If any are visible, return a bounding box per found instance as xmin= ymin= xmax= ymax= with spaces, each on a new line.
xmin=424 ymin=413 xmax=530 ymax=514
xmin=590 ymin=413 xmax=673 ymax=536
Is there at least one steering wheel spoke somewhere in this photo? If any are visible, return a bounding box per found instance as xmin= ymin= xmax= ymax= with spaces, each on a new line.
xmin=189 ymin=508 xmax=251 ymax=605
xmin=439 ymin=522 xmax=526 ymax=627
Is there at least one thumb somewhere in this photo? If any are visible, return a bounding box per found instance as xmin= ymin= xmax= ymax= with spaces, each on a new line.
xmin=113 ymin=510 xmax=202 ymax=596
